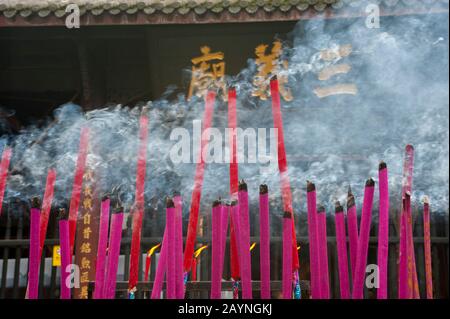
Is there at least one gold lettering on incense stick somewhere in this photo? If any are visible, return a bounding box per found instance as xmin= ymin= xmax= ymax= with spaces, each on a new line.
xmin=252 ymin=40 xmax=293 ymax=101
xmin=188 ymin=46 xmax=227 ymax=101
xmin=74 ymin=168 xmax=100 ymax=299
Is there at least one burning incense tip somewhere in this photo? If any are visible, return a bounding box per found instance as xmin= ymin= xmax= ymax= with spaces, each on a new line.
xmin=283 ymin=211 xmax=292 ymax=219
xmin=307 ymin=181 xmax=316 ymax=192
xmin=347 ymin=192 xmax=355 ymax=208
xmin=238 ymin=180 xmax=248 ymax=191
xmin=172 ymin=190 xmax=181 ymax=197
xmin=31 ymin=197 xmax=41 ymax=209
xmin=365 ymin=178 xmax=375 ymax=187
xmin=213 ymin=199 xmax=221 ymax=207
xmin=423 ymin=196 xmax=430 ymax=205
xmin=113 ymin=204 xmax=124 ymax=214
xmin=194 ymin=245 xmax=208 ymax=258
xmin=249 ymin=242 xmax=257 ymax=252
xmin=102 ymin=194 xmax=110 ymax=201
xmin=405 ymin=144 xmax=415 ymax=152
xmin=259 ymin=184 xmax=268 ymax=194
xmin=270 ymin=74 xmax=278 ymax=81
xmin=317 ymin=205 xmax=325 ymax=213
xmin=148 ymin=243 xmax=161 ymax=257
xmin=230 ymin=199 xmax=238 ymax=206
xmin=335 ymin=201 xmax=344 ymax=213
xmin=166 ymin=197 xmax=175 ymax=208
xmin=379 ymin=161 xmax=387 ymax=171
xmin=58 ymin=208 xmax=68 ymax=220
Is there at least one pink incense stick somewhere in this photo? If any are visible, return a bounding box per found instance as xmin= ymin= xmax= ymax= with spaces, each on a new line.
xmin=219 ymin=203 xmax=229 ymax=281
xmin=184 ymin=91 xmax=216 ymax=275
xmin=39 ymin=169 xmax=56 ymax=256
xmin=306 ymin=181 xmax=320 ymax=299
xmin=346 ymin=188 xmax=358 ymax=282
xmin=211 ymin=200 xmax=222 ymax=299
xmin=259 ymin=184 xmax=271 ymax=299
xmin=317 ymin=206 xmax=330 ymax=299
xmin=151 ymin=228 xmax=168 ymax=299
xmin=104 ymin=206 xmax=124 ymax=299
xmin=377 ymin=162 xmax=389 ymax=299
xmin=93 ymin=195 xmax=111 ymax=299
xmin=398 ymin=202 xmax=409 ymax=299
xmin=128 ymin=107 xmax=150 ymax=296
xmin=282 ymin=211 xmax=293 ymax=299
xmin=27 ymin=197 xmax=41 ymax=299
xmin=58 ymin=209 xmax=71 ymax=299
xmin=173 ymin=193 xmax=184 ymax=299
xmin=423 ymin=197 xmax=433 ymax=299
xmin=334 ymin=202 xmax=350 ymax=299
xmin=352 ymin=178 xmax=375 ymax=299
xmin=0 ymin=146 xmax=12 ymax=216
xmin=230 ymin=200 xmax=242 ymax=283
xmin=166 ymin=198 xmax=176 ymax=299
xmin=238 ymin=180 xmax=252 ymax=299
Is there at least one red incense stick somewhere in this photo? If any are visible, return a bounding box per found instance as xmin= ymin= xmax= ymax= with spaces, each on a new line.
xmin=282 ymin=211 xmax=293 ymax=299
xmin=405 ymin=192 xmax=420 ymax=299
xmin=166 ymin=198 xmax=176 ymax=299
xmin=259 ymin=184 xmax=271 ymax=299
xmin=0 ymin=146 xmax=12 ymax=216
xmin=128 ymin=107 xmax=150 ymax=295
xmin=334 ymin=202 xmax=350 ymax=299
xmin=352 ymin=178 xmax=375 ymax=299
xmin=191 ymin=258 xmax=198 ymax=282
xmin=306 ymin=181 xmax=321 ymax=299
xmin=346 ymin=187 xmax=358 ymax=282
xmin=174 ymin=193 xmax=184 ymax=299
xmin=317 ymin=205 xmax=330 ymax=299
xmin=269 ymin=77 xmax=299 ymax=274
xmin=68 ymin=127 xmax=89 ymax=253
xmin=377 ymin=162 xmax=389 ymax=299
xmin=211 ymin=200 xmax=222 ymax=299
xmin=27 ymin=197 xmax=41 ymax=299
xmin=228 ymin=87 xmax=241 ymax=296
xmin=423 ymin=196 xmax=433 ymax=299
xmin=183 ymin=91 xmax=216 ymax=274
xmin=58 ymin=209 xmax=71 ymax=299
xmin=238 ymin=181 xmax=252 ymax=299
xmin=104 ymin=205 xmax=124 ymax=299
xmin=94 ymin=195 xmax=110 ymax=299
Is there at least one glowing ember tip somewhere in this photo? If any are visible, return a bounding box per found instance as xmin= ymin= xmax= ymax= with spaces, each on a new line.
xmin=249 ymin=242 xmax=257 ymax=251
xmin=259 ymin=184 xmax=268 ymax=194
xmin=212 ymin=199 xmax=221 ymax=207
xmin=31 ymin=196 xmax=41 ymax=208
xmin=335 ymin=201 xmax=344 ymax=212
xmin=148 ymin=243 xmax=161 ymax=257
xmin=379 ymin=161 xmax=387 ymax=170
xmin=307 ymin=181 xmax=316 ymax=192
xmin=166 ymin=197 xmax=175 ymax=208
xmin=194 ymin=245 xmax=208 ymax=258
xmin=365 ymin=178 xmax=375 ymax=187
xmin=238 ymin=179 xmax=247 ymax=191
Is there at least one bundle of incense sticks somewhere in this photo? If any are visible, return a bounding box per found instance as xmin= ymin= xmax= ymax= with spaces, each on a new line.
xmin=377 ymin=162 xmax=390 ymax=299
xmin=94 ymin=195 xmax=111 ymax=299
xmin=282 ymin=211 xmax=293 ymax=299
xmin=144 ymin=243 xmax=161 ymax=282
xmin=128 ymin=107 xmax=150 ymax=297
xmin=352 ymin=178 xmax=375 ymax=299
xmin=211 ymin=199 xmax=222 ymax=299
xmin=238 ymin=180 xmax=252 ymax=299
xmin=227 ymin=87 xmax=241 ymax=299
xmin=183 ymin=91 xmax=216 ymax=281
xmin=166 ymin=197 xmax=176 ymax=299
xmin=269 ymin=77 xmax=300 ymax=298
xmin=58 ymin=208 xmax=71 ymax=299
xmin=0 ymin=146 xmax=12 ymax=216
xmin=173 ymin=193 xmax=184 ymax=299
xmin=306 ymin=181 xmax=320 ymax=299
xmin=259 ymin=184 xmax=271 ymax=299
xmin=334 ymin=201 xmax=350 ymax=299
xmin=27 ymin=197 xmax=41 ymax=299
xmin=317 ymin=205 xmax=330 ymax=299
xmin=423 ymin=196 xmax=433 ymax=299
xmin=104 ymin=203 xmax=124 ymax=299
xmin=68 ymin=127 xmax=89 ymax=253
xmin=346 ymin=187 xmax=358 ymax=283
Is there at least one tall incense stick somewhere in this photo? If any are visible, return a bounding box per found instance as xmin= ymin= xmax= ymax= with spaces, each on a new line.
xmin=259 ymin=184 xmax=271 ymax=299
xmin=166 ymin=197 xmax=176 ymax=299
xmin=229 ymin=200 xmax=242 ymax=298
xmin=151 ymin=228 xmax=168 ymax=299
xmin=377 ymin=162 xmax=389 ymax=299
xmin=317 ymin=205 xmax=330 ymax=299
xmin=174 ymin=193 xmax=184 ymax=299
xmin=0 ymin=146 xmax=12 ymax=217
xmin=238 ymin=180 xmax=252 ymax=299
xmin=27 ymin=197 xmax=41 ymax=299
xmin=219 ymin=202 xmax=229 ymax=283
xmin=58 ymin=208 xmax=71 ymax=299
xmin=282 ymin=211 xmax=293 ymax=299
xmin=183 ymin=91 xmax=216 ymax=277
xmin=94 ymin=195 xmax=111 ymax=299
xmin=39 ymin=169 xmax=56 ymax=257
xmin=211 ymin=200 xmax=222 ymax=299
xmin=128 ymin=107 xmax=150 ymax=297
xmin=346 ymin=187 xmax=358 ymax=282
xmin=270 ymin=77 xmax=300 ymax=298
xmin=334 ymin=202 xmax=350 ymax=299
xmin=423 ymin=196 xmax=433 ymax=299
xmin=69 ymin=127 xmax=89 ymax=253
xmin=306 ymin=181 xmax=320 ymax=299
xmin=352 ymin=178 xmax=375 ymax=299
xmin=104 ymin=204 xmax=124 ymax=299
